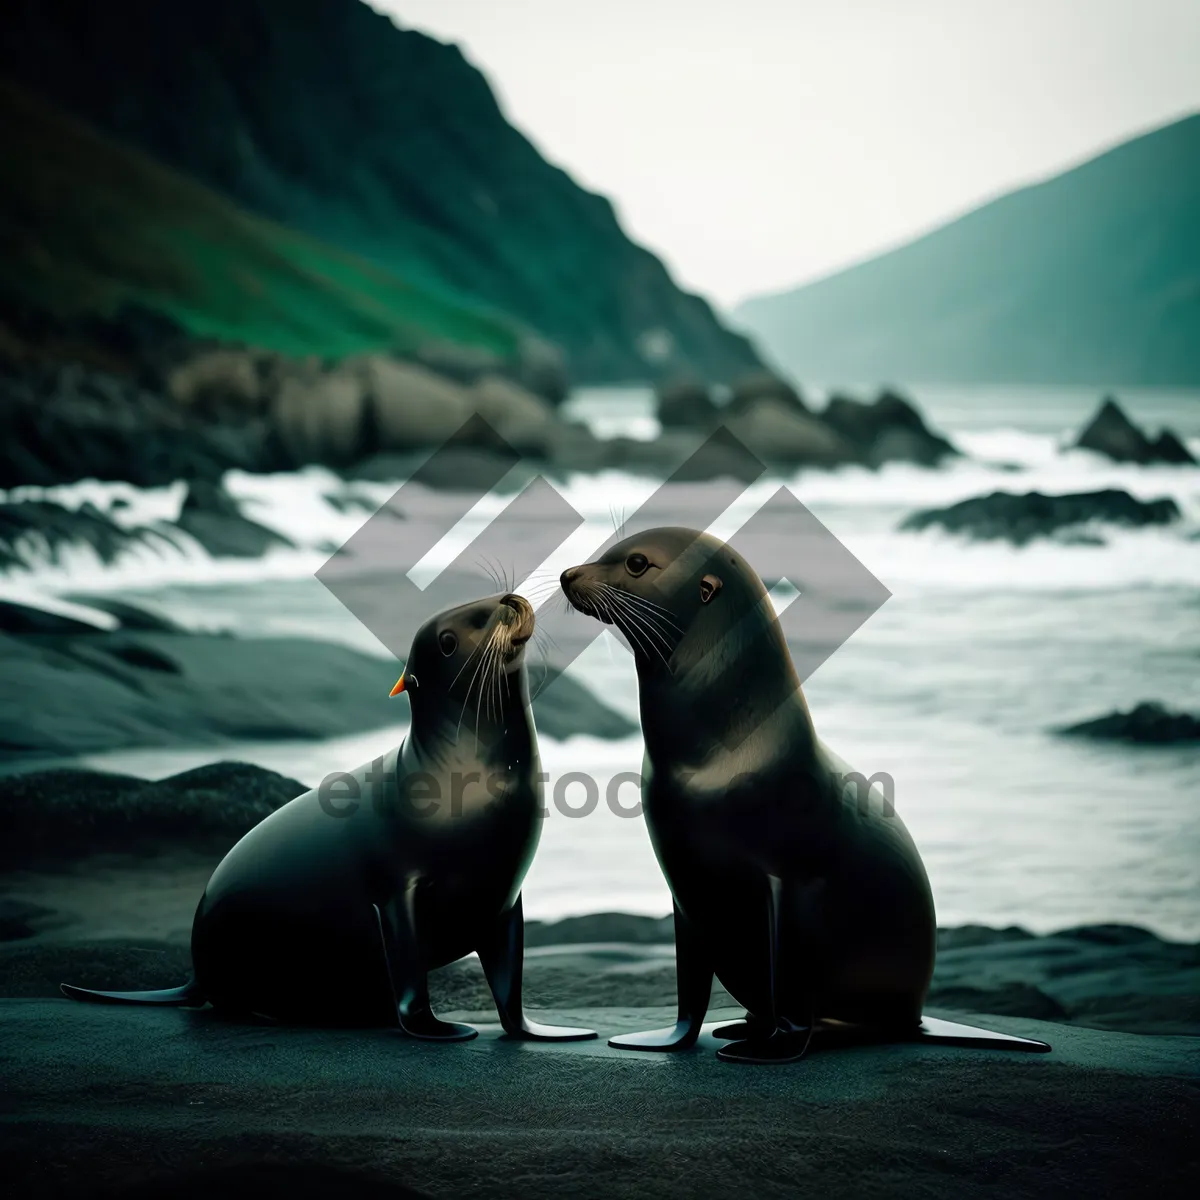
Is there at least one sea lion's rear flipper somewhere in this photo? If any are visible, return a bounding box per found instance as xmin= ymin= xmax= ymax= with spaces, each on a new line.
xmin=477 ymin=895 xmax=596 ymax=1041
xmin=60 ymin=980 xmax=203 ymax=1006
xmin=374 ymin=896 xmax=476 ymax=1042
xmin=609 ymin=901 xmax=714 ymax=1051
xmin=912 ymin=1015 xmax=1051 ymax=1052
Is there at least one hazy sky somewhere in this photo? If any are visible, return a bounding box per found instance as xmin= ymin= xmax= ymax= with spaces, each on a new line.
xmin=377 ymin=1 xmax=1200 ymax=308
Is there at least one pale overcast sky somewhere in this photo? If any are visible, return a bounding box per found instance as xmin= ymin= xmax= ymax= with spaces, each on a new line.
xmin=376 ymin=1 xmax=1200 ymax=308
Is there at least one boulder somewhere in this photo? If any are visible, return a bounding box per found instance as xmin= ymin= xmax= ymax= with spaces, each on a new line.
xmin=1151 ymin=429 xmax=1197 ymax=465
xmin=900 ymin=488 xmax=1180 ymax=545
xmin=1057 ymin=702 xmax=1200 ymax=744
xmin=357 ymin=356 xmax=476 ymax=450
xmin=727 ymin=371 xmax=808 ymax=417
xmin=468 ymin=374 xmax=556 ymax=455
xmin=722 ymin=398 xmax=857 ymax=466
xmin=822 ymin=389 xmax=958 ymax=467
xmin=514 ymin=335 xmax=570 ymax=407
xmin=412 ymin=340 xmax=504 ymax=386
xmin=600 ymin=429 xmax=765 ymax=482
xmin=175 ymin=479 xmax=293 ymax=558
xmin=1074 ymin=397 xmax=1196 ymax=465
xmin=0 ymin=762 xmax=308 ymax=868
xmin=270 ymin=366 xmax=369 ymax=467
xmin=0 ymin=361 xmax=271 ymax=488
xmin=655 ymin=377 xmax=717 ymax=428
xmin=166 ymin=349 xmax=263 ymax=414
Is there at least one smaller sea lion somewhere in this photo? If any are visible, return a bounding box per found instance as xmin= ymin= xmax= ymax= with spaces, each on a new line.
xmin=63 ymin=593 xmax=595 ymax=1044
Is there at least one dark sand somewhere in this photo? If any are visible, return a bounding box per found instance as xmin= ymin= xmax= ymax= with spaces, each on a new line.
xmin=2 ymin=998 xmax=1197 ymax=1200
xmin=2 ymin=773 xmax=1197 ymax=1198
xmin=2 ymin=861 xmax=1198 ymax=1198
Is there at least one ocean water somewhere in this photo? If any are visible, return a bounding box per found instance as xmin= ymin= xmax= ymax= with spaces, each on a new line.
xmin=3 ymin=386 xmax=1199 ymax=938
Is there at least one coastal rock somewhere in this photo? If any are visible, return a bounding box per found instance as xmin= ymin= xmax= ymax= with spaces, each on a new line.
xmin=468 ymin=374 xmax=556 ymax=455
xmin=0 ymin=762 xmax=308 ymax=869
xmin=598 ymin=428 xmax=766 ymax=482
xmin=358 ymin=357 xmax=476 ymax=450
xmin=166 ymin=349 xmax=264 ymax=415
xmin=0 ymin=596 xmax=634 ymax=761
xmin=900 ymin=488 xmax=1180 ymax=545
xmin=1057 ymin=701 xmax=1200 ymax=744
xmin=0 ymin=361 xmax=272 ymax=488
xmin=655 ymin=378 xmax=717 ymax=428
xmin=722 ymin=398 xmax=857 ymax=466
xmin=1150 ymin=428 xmax=1197 ymax=464
xmin=175 ymin=479 xmax=293 ymax=558
xmin=270 ymin=366 xmax=371 ymax=468
xmin=822 ymin=389 xmax=959 ymax=467
xmin=727 ymin=371 xmax=808 ymax=417
xmin=1074 ymin=397 xmax=1196 ymax=465
xmin=513 ymin=335 xmax=570 ymax=407
xmin=0 ymin=498 xmax=184 ymax=573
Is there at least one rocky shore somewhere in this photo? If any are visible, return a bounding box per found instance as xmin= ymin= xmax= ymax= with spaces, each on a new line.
xmin=0 ymin=596 xmax=634 ymax=765
xmin=900 ymin=487 xmax=1183 ymax=544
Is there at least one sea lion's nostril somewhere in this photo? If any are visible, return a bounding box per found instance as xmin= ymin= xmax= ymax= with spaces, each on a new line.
xmin=560 ymin=567 xmax=582 ymax=588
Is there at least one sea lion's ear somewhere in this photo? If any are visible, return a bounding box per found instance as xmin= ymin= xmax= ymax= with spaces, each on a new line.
xmin=699 ymin=574 xmax=722 ymax=604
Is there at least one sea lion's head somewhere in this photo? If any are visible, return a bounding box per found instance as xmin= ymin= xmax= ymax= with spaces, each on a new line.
xmin=560 ymin=527 xmax=776 ymax=678
xmin=390 ymin=592 xmax=535 ymax=712
xmin=561 ymin=527 xmax=803 ymax=752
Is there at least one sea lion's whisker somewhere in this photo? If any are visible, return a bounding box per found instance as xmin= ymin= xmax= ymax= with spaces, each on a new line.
xmin=609 ymin=587 xmax=684 ymax=630
xmin=599 ymin=585 xmax=677 ymax=657
xmin=597 ymin=590 xmax=659 ymax=665
xmin=599 ymin=584 xmax=679 ymax=640
xmin=458 ymin=628 xmax=496 ymax=738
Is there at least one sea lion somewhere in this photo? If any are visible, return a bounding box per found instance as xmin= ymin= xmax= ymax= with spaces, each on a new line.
xmin=561 ymin=528 xmax=1048 ymax=1062
xmin=62 ymin=593 xmax=595 ymax=1044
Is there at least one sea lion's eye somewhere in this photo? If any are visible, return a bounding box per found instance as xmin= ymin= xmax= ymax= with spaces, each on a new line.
xmin=625 ymin=553 xmax=650 ymax=577
xmin=699 ymin=574 xmax=722 ymax=604
xmin=438 ymin=631 xmax=459 ymax=656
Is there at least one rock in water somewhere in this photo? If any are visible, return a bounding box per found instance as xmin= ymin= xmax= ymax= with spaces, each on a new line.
xmin=727 ymin=371 xmax=809 ymax=417
xmin=822 ymin=389 xmax=959 ymax=467
xmin=655 ymin=378 xmax=717 ymax=428
xmin=723 ymin=398 xmax=857 ymax=466
xmin=1074 ymin=397 xmax=1196 ymax=464
xmin=0 ymin=498 xmax=184 ymax=573
xmin=175 ymin=479 xmax=293 ymax=558
xmin=1058 ymin=702 xmax=1200 ymax=744
xmin=900 ymin=488 xmax=1180 ymax=545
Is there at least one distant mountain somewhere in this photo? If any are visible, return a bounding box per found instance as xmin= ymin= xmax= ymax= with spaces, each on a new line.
xmin=0 ymin=0 xmax=761 ymax=383
xmin=735 ymin=116 xmax=1200 ymax=386
xmin=0 ymin=80 xmax=521 ymax=364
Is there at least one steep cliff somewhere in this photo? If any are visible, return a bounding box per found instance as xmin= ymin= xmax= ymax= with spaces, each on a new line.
xmin=0 ymin=0 xmax=761 ymax=383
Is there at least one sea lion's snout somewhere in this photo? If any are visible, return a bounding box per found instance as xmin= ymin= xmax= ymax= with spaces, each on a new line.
xmin=560 ymin=565 xmax=607 ymax=622
xmin=499 ymin=593 xmax=535 ymax=647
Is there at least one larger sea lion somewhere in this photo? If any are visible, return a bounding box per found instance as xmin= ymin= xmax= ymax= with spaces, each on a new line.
xmin=561 ymin=528 xmax=1048 ymax=1062
xmin=63 ymin=593 xmax=595 ymax=1044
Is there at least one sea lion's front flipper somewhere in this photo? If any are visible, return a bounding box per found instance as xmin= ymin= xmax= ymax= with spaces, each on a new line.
xmin=374 ymin=894 xmax=476 ymax=1042
xmin=716 ymin=874 xmax=815 ymax=1064
xmin=913 ymin=1015 xmax=1051 ymax=1053
xmin=477 ymin=895 xmax=595 ymax=1041
xmin=609 ymin=901 xmax=714 ymax=1051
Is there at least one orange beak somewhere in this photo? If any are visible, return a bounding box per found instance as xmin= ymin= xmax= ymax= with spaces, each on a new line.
xmin=389 ymin=675 xmax=406 ymax=697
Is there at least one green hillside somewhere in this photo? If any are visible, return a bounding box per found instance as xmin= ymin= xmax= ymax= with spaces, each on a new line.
xmin=0 ymin=0 xmax=761 ymax=383
xmin=735 ymin=115 xmax=1200 ymax=386
xmin=0 ymin=79 xmax=520 ymax=361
